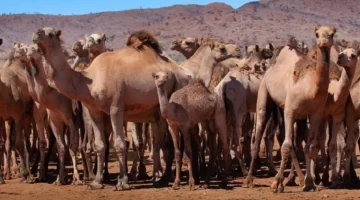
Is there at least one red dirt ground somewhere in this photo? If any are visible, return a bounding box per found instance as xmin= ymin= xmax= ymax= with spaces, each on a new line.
xmin=1 ymin=135 xmax=360 ymax=200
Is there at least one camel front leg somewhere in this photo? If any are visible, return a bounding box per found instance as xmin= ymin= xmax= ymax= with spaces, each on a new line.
xmin=14 ymin=118 xmax=33 ymax=183
xmin=109 ymin=105 xmax=130 ymax=191
xmin=4 ymin=120 xmax=12 ymax=180
xmin=49 ymin=117 xmax=66 ymax=185
xmin=68 ymin=120 xmax=82 ymax=185
xmin=87 ymin=109 xmax=106 ymax=190
xmin=302 ymin=113 xmax=324 ymax=192
xmin=33 ymin=104 xmax=48 ymax=182
xmin=129 ymin=122 xmax=140 ymax=181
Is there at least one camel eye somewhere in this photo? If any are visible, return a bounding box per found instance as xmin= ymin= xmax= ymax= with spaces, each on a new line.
xmin=351 ymin=54 xmax=356 ymax=59
xmin=97 ymin=39 xmax=101 ymax=43
xmin=155 ymin=75 xmax=159 ymax=79
xmin=49 ymin=33 xmax=54 ymax=38
xmin=315 ymin=33 xmax=319 ymax=38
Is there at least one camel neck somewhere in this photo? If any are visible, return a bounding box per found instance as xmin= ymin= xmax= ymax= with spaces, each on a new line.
xmin=156 ymin=87 xmax=170 ymax=119
xmin=315 ymin=47 xmax=330 ymax=88
xmin=185 ymin=45 xmax=217 ymax=88
xmin=43 ymin=47 xmax=91 ymax=102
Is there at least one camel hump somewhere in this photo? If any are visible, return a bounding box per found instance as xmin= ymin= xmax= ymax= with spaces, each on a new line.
xmin=126 ymin=30 xmax=162 ymax=54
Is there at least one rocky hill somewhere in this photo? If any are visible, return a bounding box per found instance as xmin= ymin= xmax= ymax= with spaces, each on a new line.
xmin=0 ymin=0 xmax=359 ymax=61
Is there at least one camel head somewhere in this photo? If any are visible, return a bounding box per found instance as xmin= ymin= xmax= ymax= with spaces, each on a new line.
xmin=12 ymin=43 xmax=29 ymax=62
xmin=337 ymin=48 xmax=360 ymax=68
xmin=313 ymin=26 xmax=336 ymax=49
xmin=261 ymin=43 xmax=274 ymax=59
xmin=83 ymin=33 xmax=106 ymax=52
xmin=236 ymin=50 xmax=263 ymax=72
xmin=32 ymin=27 xmax=62 ymax=55
xmin=72 ymin=39 xmax=85 ymax=54
xmin=152 ymin=71 xmax=170 ymax=88
xmin=26 ymin=44 xmax=42 ymax=60
xmin=207 ymin=41 xmax=241 ymax=63
xmin=0 ymin=38 xmax=2 ymax=46
xmin=245 ymin=45 xmax=260 ymax=55
xmin=171 ymin=37 xmax=199 ymax=54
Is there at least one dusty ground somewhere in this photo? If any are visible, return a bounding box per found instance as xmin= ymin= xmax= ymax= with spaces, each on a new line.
xmin=1 ymin=135 xmax=360 ymax=200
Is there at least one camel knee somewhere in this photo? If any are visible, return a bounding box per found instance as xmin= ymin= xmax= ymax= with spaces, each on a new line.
xmin=281 ymin=140 xmax=292 ymax=155
xmin=94 ymin=141 xmax=105 ymax=154
xmin=174 ymin=150 xmax=181 ymax=162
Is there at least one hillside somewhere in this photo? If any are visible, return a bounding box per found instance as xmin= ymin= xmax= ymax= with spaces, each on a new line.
xmin=1 ymin=0 xmax=359 ymax=61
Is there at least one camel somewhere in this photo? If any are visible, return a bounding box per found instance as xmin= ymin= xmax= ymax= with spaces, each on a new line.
xmin=83 ymin=33 xmax=107 ymax=59
xmin=319 ymin=47 xmax=359 ymax=188
xmin=13 ymin=44 xmax=83 ymax=185
xmin=71 ymin=39 xmax=89 ymax=70
xmin=32 ymin=27 xmax=197 ymax=190
xmin=153 ymin=72 xmax=229 ymax=190
xmin=0 ymin=43 xmax=34 ymax=184
xmin=246 ymin=26 xmax=336 ymax=193
xmin=155 ymin=39 xmax=241 ymax=189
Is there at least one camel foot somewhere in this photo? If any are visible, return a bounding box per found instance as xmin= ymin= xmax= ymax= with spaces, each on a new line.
xmin=302 ymin=183 xmax=317 ymax=192
xmin=201 ymin=184 xmax=209 ymax=189
xmin=285 ymin=176 xmax=298 ymax=187
xmin=87 ymin=181 xmax=104 ymax=190
xmin=189 ymin=184 xmax=196 ymax=191
xmin=153 ymin=176 xmax=170 ymax=188
xmin=270 ymin=175 xmax=284 ymax=193
xmin=0 ymin=177 xmax=5 ymax=184
xmin=53 ymin=180 xmax=65 ymax=186
xmin=72 ymin=179 xmax=83 ymax=185
xmin=243 ymin=176 xmax=254 ymax=188
xmin=115 ymin=183 xmax=131 ymax=191
xmin=172 ymin=183 xmax=181 ymax=190
xmin=21 ymin=176 xmax=34 ymax=184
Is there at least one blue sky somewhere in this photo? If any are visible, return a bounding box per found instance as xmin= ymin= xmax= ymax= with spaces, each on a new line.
xmin=1 ymin=0 xmax=252 ymax=15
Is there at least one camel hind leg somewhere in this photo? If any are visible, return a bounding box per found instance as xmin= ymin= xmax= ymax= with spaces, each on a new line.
xmin=245 ymin=80 xmax=274 ymax=188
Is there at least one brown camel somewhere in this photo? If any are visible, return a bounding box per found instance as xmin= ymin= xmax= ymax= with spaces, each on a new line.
xmin=247 ymin=26 xmax=336 ymax=193
xmin=71 ymin=39 xmax=89 ymax=70
xmin=153 ymin=71 xmax=229 ymax=190
xmin=32 ymin=27 xmax=197 ymax=190
xmin=0 ymin=43 xmax=34 ymax=184
xmin=14 ymin=44 xmax=83 ymax=185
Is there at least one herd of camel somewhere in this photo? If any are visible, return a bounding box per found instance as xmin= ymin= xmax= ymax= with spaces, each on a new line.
xmin=0 ymin=25 xmax=360 ymax=193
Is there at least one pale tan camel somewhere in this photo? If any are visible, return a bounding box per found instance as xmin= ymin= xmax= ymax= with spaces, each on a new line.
xmin=318 ymin=48 xmax=359 ymax=188
xmin=32 ymin=28 xmax=194 ymax=190
xmin=14 ymin=44 xmax=83 ymax=185
xmin=247 ymin=26 xmax=336 ymax=193
xmin=0 ymin=43 xmax=34 ymax=184
xmin=83 ymin=33 xmax=107 ymax=59
xmin=343 ymin=45 xmax=360 ymax=187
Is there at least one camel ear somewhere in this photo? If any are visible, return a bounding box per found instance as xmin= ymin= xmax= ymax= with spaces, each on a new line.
xmin=268 ymin=43 xmax=274 ymax=51
xmin=313 ymin=26 xmax=318 ymax=33
xmin=101 ymin=33 xmax=106 ymax=41
xmin=56 ymin=30 xmax=62 ymax=37
xmin=356 ymin=49 xmax=360 ymax=57
xmin=245 ymin=46 xmax=248 ymax=52
xmin=151 ymin=72 xmax=156 ymax=79
xmin=332 ymin=27 xmax=337 ymax=34
xmin=255 ymin=45 xmax=260 ymax=52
